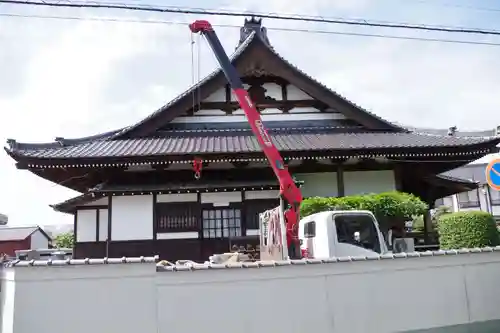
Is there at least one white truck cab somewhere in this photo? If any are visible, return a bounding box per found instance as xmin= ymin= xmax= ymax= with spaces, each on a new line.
xmin=298 ymin=210 xmax=389 ymax=259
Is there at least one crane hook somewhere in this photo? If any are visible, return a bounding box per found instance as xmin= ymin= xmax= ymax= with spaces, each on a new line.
xmin=192 ymin=157 xmax=203 ymax=180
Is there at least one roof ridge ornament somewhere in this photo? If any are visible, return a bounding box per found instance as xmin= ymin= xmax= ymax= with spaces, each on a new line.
xmin=448 ymin=126 xmax=458 ymax=136
xmin=237 ymin=16 xmax=271 ymax=49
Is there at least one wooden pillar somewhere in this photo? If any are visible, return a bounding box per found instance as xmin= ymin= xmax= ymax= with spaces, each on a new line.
xmin=423 ymin=209 xmax=432 ymax=245
xmin=152 ymin=193 xmax=158 ymax=241
xmin=73 ymin=212 xmax=78 ymax=258
xmin=393 ymin=163 xmax=404 ymax=192
xmin=336 ymin=163 xmax=345 ymax=197
xmin=423 ymin=197 xmax=436 ymax=245
xmin=106 ymin=195 xmax=112 ymax=257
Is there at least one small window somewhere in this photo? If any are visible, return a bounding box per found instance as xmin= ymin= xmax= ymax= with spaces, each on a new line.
xmin=489 ymin=187 xmax=500 ymax=205
xmin=457 ymin=190 xmax=479 ymax=208
xmin=304 ymin=221 xmax=316 ymax=238
xmin=202 ymin=207 xmax=242 ymax=239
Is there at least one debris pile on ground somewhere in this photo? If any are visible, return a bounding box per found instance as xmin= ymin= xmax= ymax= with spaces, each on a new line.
xmin=208 ymin=252 xmax=253 ymax=264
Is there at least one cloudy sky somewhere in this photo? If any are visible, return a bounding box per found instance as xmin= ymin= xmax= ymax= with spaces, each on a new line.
xmin=0 ymin=0 xmax=499 ymax=227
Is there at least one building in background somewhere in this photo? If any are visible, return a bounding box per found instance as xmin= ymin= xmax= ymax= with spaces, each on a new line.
xmin=0 ymin=213 xmax=8 ymax=225
xmin=5 ymin=18 xmax=500 ymax=261
xmin=438 ymin=162 xmax=500 ymax=222
xmin=42 ymin=223 xmax=73 ymax=239
xmin=0 ymin=226 xmax=52 ymax=257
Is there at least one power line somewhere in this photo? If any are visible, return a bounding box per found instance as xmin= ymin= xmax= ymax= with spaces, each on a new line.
xmin=2 ymin=0 xmax=500 ymax=36
xmin=3 ymin=12 xmax=500 ymax=47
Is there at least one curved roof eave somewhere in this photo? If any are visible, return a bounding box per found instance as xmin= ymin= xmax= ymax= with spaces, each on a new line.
xmin=5 ymin=128 xmax=125 ymax=152
xmin=404 ymin=125 xmax=499 ymax=138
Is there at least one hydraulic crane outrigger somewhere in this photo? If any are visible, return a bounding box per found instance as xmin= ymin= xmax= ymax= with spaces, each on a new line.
xmin=189 ymin=20 xmax=302 ymax=259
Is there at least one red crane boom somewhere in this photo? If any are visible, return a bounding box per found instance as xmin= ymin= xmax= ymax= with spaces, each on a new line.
xmin=189 ymin=20 xmax=302 ymax=259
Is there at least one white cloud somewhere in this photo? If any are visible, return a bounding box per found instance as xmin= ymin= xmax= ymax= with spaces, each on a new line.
xmin=0 ymin=0 xmax=499 ymax=227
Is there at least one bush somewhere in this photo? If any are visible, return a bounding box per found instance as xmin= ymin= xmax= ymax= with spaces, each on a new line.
xmin=300 ymin=191 xmax=428 ymax=222
xmin=438 ymin=211 xmax=499 ymax=249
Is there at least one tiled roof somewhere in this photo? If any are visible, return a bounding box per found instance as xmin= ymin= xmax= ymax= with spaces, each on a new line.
xmin=4 ymin=20 xmax=406 ymax=157
xmin=5 ymin=248 xmax=500 ymax=269
xmin=405 ymin=126 xmax=498 ymax=138
xmin=0 ymin=226 xmax=43 ymax=242
xmin=9 ymin=131 xmax=500 ymax=159
xmin=6 ymin=255 xmax=159 ymax=267
xmin=4 ymin=19 xmax=500 ymax=161
xmin=426 ymin=174 xmax=479 ymax=199
xmin=443 ymin=164 xmax=489 ymax=184
xmin=156 ymin=246 xmax=500 ymax=272
xmin=52 ymin=181 xmax=280 ymax=213
xmin=435 ymin=173 xmax=478 ymax=185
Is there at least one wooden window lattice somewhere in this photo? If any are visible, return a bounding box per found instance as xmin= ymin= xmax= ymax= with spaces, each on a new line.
xmin=156 ymin=203 xmax=199 ymax=232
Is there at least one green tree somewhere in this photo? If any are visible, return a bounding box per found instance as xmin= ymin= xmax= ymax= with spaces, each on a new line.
xmin=54 ymin=232 xmax=74 ymax=248
xmin=301 ymin=191 xmax=428 ymax=220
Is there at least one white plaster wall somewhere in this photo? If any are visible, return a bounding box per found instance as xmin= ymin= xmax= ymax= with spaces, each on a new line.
xmin=261 ymin=82 xmax=282 ymax=100
xmin=82 ymin=197 xmax=108 ymax=206
xmin=295 ymin=172 xmax=338 ymax=198
xmin=29 ymin=230 xmax=49 ymax=250
xmin=344 ymin=170 xmax=396 ymax=196
xmin=203 ymin=87 xmax=226 ymax=102
xmin=4 ymin=251 xmax=500 ymax=333
xmin=245 ymin=190 xmax=279 ymax=200
xmin=111 ymin=195 xmax=153 ymax=241
xmin=98 ymin=209 xmax=108 ymax=242
xmin=172 ymin=109 xmax=344 ymax=123
xmin=201 ymin=192 xmax=242 ymax=205
xmin=76 ymin=210 xmax=96 ymax=242
xmin=157 ymin=193 xmax=197 ymax=203
xmin=157 ymin=232 xmax=198 ymax=240
xmin=287 ymin=85 xmax=313 ymax=100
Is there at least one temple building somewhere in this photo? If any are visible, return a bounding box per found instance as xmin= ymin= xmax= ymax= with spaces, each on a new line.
xmin=5 ymin=18 xmax=500 ymax=261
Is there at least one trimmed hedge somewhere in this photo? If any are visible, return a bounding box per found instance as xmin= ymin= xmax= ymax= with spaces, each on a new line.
xmin=300 ymin=191 xmax=428 ymax=221
xmin=438 ymin=211 xmax=499 ymax=249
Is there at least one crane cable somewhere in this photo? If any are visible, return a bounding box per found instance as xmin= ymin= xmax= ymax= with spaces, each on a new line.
xmin=190 ymin=32 xmax=203 ymax=180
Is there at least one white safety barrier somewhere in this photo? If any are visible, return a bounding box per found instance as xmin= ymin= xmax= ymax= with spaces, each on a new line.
xmin=2 ymin=248 xmax=500 ymax=333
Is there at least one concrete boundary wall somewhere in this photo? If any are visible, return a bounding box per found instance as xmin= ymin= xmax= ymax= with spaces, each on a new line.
xmin=2 ymin=249 xmax=500 ymax=333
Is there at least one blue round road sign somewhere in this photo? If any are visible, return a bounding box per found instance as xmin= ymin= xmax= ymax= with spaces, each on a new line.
xmin=486 ymin=159 xmax=500 ymax=191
